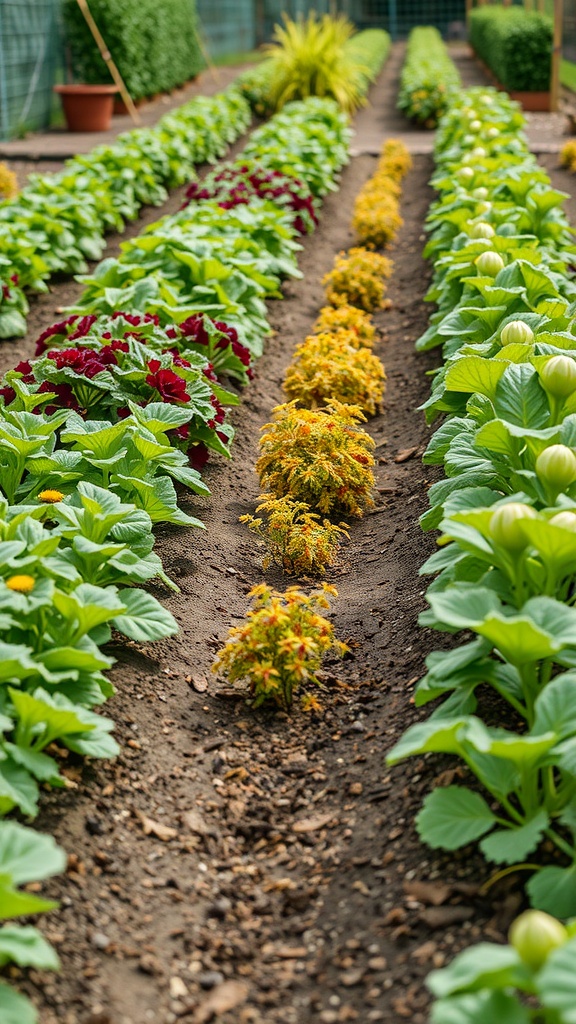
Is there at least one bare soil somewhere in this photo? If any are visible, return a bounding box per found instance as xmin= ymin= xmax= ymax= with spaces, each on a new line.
xmin=6 ymin=52 xmax=575 ymax=1024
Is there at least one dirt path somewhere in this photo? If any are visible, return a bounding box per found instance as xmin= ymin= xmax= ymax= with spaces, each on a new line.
xmin=15 ymin=49 xmax=570 ymax=1024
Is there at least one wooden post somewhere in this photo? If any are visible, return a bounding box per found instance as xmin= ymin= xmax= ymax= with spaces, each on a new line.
xmin=74 ymin=0 xmax=140 ymax=124
xmin=551 ymin=0 xmax=564 ymax=112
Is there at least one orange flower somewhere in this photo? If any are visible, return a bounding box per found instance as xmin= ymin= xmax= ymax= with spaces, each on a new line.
xmin=5 ymin=574 xmax=35 ymax=593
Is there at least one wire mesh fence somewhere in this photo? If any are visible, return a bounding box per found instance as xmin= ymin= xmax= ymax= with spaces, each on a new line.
xmin=0 ymin=0 xmax=62 ymax=141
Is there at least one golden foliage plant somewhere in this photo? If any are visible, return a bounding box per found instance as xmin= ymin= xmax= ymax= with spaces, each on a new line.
xmin=284 ymin=332 xmax=386 ymax=415
xmin=352 ymin=139 xmax=412 ymax=248
xmin=313 ymin=304 xmax=376 ymax=347
xmin=560 ymin=140 xmax=576 ymax=173
xmin=0 ymin=162 xmax=18 ymax=201
xmin=241 ymin=494 xmax=349 ymax=575
xmin=213 ymin=582 xmax=348 ymax=708
xmin=256 ymin=399 xmax=375 ymax=517
xmin=265 ymin=13 xmax=370 ymax=114
xmin=323 ymin=247 xmax=393 ymax=312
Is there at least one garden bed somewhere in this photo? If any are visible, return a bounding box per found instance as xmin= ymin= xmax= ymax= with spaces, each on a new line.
xmin=6 ymin=44 xmax=576 ymax=1024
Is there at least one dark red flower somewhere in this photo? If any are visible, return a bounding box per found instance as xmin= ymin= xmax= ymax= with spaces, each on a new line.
xmin=188 ymin=442 xmax=209 ymax=470
xmin=179 ymin=315 xmax=210 ymax=345
xmin=35 ymin=381 xmax=81 ymax=415
xmin=0 ymin=386 xmax=15 ymax=405
xmin=145 ymin=361 xmax=190 ymax=403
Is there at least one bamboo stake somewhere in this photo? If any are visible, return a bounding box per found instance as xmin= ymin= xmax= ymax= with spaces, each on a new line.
xmin=74 ymin=0 xmax=140 ymax=124
xmin=551 ymin=0 xmax=564 ymax=113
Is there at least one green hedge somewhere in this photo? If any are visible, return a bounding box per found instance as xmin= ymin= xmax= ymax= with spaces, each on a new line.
xmin=469 ymin=6 xmax=552 ymax=92
xmin=62 ymin=0 xmax=203 ymax=102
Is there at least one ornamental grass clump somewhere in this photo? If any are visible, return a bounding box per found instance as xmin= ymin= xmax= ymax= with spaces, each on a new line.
xmin=283 ymin=332 xmax=385 ymax=415
xmin=264 ymin=13 xmax=370 ymax=114
xmin=323 ymin=247 xmax=393 ymax=311
xmin=256 ymin=399 xmax=375 ymax=517
xmin=352 ymin=139 xmax=412 ymax=248
xmin=241 ymin=494 xmax=349 ymax=575
xmin=213 ymin=582 xmax=348 ymax=708
xmin=313 ymin=304 xmax=376 ymax=347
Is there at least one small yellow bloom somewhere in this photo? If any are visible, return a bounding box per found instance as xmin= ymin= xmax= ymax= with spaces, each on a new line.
xmin=38 ymin=489 xmax=64 ymax=504
xmin=5 ymin=574 xmax=35 ymax=593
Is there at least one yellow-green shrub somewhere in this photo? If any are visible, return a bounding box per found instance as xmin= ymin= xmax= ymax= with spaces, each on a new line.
xmin=323 ymin=247 xmax=393 ymax=311
xmin=256 ymin=399 xmax=375 ymax=517
xmin=352 ymin=139 xmax=411 ymax=248
xmin=0 ymin=163 xmax=18 ymax=202
xmin=213 ymin=582 xmax=347 ymax=708
xmin=560 ymin=140 xmax=576 ymax=173
xmin=284 ymin=332 xmax=385 ymax=415
xmin=241 ymin=494 xmax=349 ymax=575
xmin=313 ymin=304 xmax=376 ymax=347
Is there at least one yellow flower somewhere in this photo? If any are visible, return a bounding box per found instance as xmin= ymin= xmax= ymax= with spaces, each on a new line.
xmin=5 ymin=574 xmax=35 ymax=593
xmin=38 ymin=489 xmax=64 ymax=504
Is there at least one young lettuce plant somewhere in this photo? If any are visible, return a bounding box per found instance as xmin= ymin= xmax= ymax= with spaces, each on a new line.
xmin=0 ymin=822 xmax=66 ymax=1024
xmin=427 ymin=909 xmax=576 ymax=1024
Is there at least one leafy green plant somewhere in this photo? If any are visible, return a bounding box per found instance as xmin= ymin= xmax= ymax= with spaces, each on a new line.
xmin=0 ymin=822 xmax=66 ymax=1024
xmin=241 ymin=494 xmax=348 ymax=575
xmin=397 ymin=27 xmax=460 ymax=128
xmin=213 ymin=582 xmax=347 ymax=707
xmin=427 ymin=909 xmax=576 ymax=1024
xmin=256 ymin=400 xmax=375 ymax=518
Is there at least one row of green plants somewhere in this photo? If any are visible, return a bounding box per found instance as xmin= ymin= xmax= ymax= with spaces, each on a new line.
xmin=0 ymin=97 xmax=351 ymax=1019
xmin=215 ymin=141 xmax=412 ymax=710
xmin=0 ymin=89 xmax=251 ymax=340
xmin=236 ymin=17 xmax=390 ymax=117
xmin=386 ymin=85 xmax=576 ymax=929
xmin=469 ymin=5 xmax=553 ymax=93
xmin=397 ymin=26 xmax=461 ymax=129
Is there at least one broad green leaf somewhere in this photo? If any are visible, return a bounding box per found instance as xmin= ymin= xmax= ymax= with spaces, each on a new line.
xmin=493 ymin=364 xmax=549 ymax=428
xmin=430 ymin=992 xmax=530 ymax=1024
xmin=533 ymin=673 xmax=576 ymax=739
xmin=538 ymin=936 xmax=576 ymax=1012
xmin=427 ymin=942 xmax=523 ymax=998
xmin=479 ymin=809 xmax=549 ymax=865
xmin=0 ymin=821 xmax=66 ymax=884
xmin=0 ymin=983 xmax=37 ymax=1024
xmin=113 ymin=588 xmax=178 ymax=642
xmin=416 ymin=786 xmax=496 ymax=850
xmin=527 ymin=865 xmax=576 ymax=917
xmin=0 ymin=925 xmax=59 ymax=969
xmin=445 ymin=356 xmax=506 ymax=399
xmin=387 ymin=718 xmax=469 ymax=764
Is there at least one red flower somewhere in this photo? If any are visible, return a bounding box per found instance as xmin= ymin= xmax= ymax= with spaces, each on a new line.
xmin=179 ymin=315 xmax=210 ymax=345
xmin=0 ymin=386 xmax=15 ymax=405
xmin=188 ymin=442 xmax=209 ymax=470
xmin=145 ymin=360 xmax=190 ymax=403
xmin=35 ymin=381 xmax=81 ymax=415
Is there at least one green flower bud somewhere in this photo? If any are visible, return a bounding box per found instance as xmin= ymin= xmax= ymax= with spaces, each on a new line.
xmin=509 ymin=910 xmax=568 ymax=972
xmin=500 ymin=321 xmax=535 ymax=346
xmin=470 ymin=222 xmax=495 ymax=240
xmin=458 ymin=166 xmax=475 ymax=183
xmin=472 ymin=146 xmax=487 ymax=159
xmin=540 ymin=355 xmax=576 ymax=399
xmin=536 ymin=445 xmax=576 ymax=492
xmin=475 ymin=251 xmax=505 ymax=277
xmin=490 ymin=503 xmax=538 ymax=552
xmin=486 ymin=127 xmax=499 ymax=139
xmin=472 ymin=187 xmax=489 ymax=201
xmin=549 ymin=510 xmax=576 ymax=531
xmin=470 ymin=119 xmax=482 ymax=131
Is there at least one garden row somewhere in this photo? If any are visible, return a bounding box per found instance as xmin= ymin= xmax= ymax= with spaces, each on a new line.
xmin=387 ymin=86 xmax=576 ymax=1020
xmin=0 ymin=97 xmax=352 ymax=1022
xmin=214 ymin=139 xmax=412 ymax=709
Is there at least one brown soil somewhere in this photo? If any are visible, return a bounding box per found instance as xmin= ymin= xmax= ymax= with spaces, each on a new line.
xmin=7 ymin=53 xmax=566 ymax=1024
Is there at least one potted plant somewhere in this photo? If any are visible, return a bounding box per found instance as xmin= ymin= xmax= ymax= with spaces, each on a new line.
xmin=53 ymin=83 xmax=118 ymax=132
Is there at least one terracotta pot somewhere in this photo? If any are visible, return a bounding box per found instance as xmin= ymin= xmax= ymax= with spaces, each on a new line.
xmin=53 ymin=84 xmax=117 ymax=132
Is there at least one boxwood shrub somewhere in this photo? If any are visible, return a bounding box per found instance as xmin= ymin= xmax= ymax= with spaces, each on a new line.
xmin=469 ymin=6 xmax=552 ymax=92
xmin=62 ymin=0 xmax=203 ymax=102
